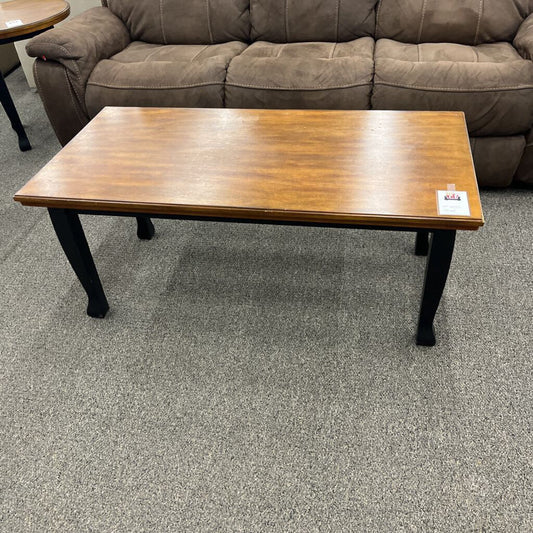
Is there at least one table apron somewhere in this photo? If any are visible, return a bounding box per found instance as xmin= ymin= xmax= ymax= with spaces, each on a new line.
xmin=69 ymin=208 xmax=445 ymax=233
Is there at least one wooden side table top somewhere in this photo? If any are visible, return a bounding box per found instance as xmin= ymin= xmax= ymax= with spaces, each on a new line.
xmin=14 ymin=107 xmax=484 ymax=231
xmin=0 ymin=0 xmax=69 ymax=40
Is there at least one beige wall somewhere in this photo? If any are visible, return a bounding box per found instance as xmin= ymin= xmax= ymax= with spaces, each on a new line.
xmin=14 ymin=0 xmax=100 ymax=88
xmin=0 ymin=42 xmax=19 ymax=75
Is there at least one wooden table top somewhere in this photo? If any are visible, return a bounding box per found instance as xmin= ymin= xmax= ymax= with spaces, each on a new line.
xmin=0 ymin=0 xmax=69 ymax=40
xmin=14 ymin=107 xmax=484 ymax=230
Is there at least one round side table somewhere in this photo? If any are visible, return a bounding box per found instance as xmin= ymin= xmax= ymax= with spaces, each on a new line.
xmin=0 ymin=0 xmax=70 ymax=151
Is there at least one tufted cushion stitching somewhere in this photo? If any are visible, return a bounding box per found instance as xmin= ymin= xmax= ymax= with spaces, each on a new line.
xmin=276 ymin=43 xmax=287 ymax=58
xmin=87 ymin=81 xmax=224 ymax=89
xmin=63 ymin=69 xmax=88 ymax=125
xmin=335 ymin=0 xmax=340 ymax=43
xmin=285 ymin=0 xmax=290 ymax=42
xmin=67 ymin=70 xmax=84 ymax=104
xmin=417 ymin=0 xmax=428 ymax=44
xmin=375 ymin=80 xmax=533 ymax=92
xmin=379 ymin=56 xmax=528 ymax=65
xmin=249 ymin=0 xmax=253 ymax=41
xmin=143 ymin=46 xmax=166 ymax=62
xmin=375 ymin=0 xmax=383 ymax=37
xmin=190 ymin=45 xmax=210 ymax=62
xmin=206 ymin=0 xmax=214 ymax=44
xmin=159 ymin=0 xmax=167 ymax=45
xmin=474 ymin=0 xmax=484 ymax=46
xmin=225 ymin=81 xmax=370 ymax=90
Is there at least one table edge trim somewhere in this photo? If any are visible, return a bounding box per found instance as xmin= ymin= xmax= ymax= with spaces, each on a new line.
xmin=13 ymin=195 xmax=485 ymax=230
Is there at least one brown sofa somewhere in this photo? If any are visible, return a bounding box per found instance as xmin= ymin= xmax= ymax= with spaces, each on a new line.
xmin=27 ymin=0 xmax=533 ymax=187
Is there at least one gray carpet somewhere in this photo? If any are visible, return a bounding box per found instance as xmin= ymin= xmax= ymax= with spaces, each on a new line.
xmin=1 ymin=67 xmax=532 ymax=532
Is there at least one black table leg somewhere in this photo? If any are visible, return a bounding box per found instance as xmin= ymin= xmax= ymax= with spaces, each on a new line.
xmin=0 ymin=71 xmax=31 ymax=152
xmin=415 ymin=230 xmax=429 ymax=256
xmin=136 ymin=216 xmax=155 ymax=240
xmin=48 ymin=208 xmax=109 ymax=318
xmin=416 ymin=230 xmax=456 ymax=346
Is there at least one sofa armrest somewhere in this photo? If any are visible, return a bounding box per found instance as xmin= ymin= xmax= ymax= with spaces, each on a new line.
xmin=26 ymin=7 xmax=130 ymax=113
xmin=514 ymin=13 xmax=533 ymax=60
xmin=33 ymin=59 xmax=89 ymax=146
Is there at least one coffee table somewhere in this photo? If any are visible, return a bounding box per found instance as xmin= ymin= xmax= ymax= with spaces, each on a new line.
xmin=0 ymin=0 xmax=70 ymax=151
xmin=14 ymin=107 xmax=484 ymax=345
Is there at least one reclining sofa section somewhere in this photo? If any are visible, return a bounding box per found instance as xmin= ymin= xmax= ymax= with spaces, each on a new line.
xmin=27 ymin=0 xmax=533 ymax=187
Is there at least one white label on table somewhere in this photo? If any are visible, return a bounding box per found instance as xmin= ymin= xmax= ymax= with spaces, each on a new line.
xmin=436 ymin=190 xmax=471 ymax=216
xmin=5 ymin=19 xmax=23 ymax=28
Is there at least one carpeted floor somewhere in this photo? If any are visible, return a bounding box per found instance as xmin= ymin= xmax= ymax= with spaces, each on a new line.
xmin=1 ymin=67 xmax=532 ymax=532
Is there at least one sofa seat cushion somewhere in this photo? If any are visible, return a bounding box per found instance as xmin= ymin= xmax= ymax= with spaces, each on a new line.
xmin=85 ymin=41 xmax=248 ymax=117
xmin=225 ymin=38 xmax=375 ymax=109
xmin=373 ymin=39 xmax=533 ymax=136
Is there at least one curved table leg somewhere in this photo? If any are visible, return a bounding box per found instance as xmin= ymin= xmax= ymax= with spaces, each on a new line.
xmin=416 ymin=230 xmax=456 ymax=346
xmin=0 ymin=72 xmax=31 ymax=152
xmin=415 ymin=230 xmax=429 ymax=256
xmin=48 ymin=208 xmax=109 ymax=318
xmin=136 ymin=216 xmax=155 ymax=240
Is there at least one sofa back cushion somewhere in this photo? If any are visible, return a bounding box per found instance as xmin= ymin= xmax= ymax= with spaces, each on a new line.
xmin=102 ymin=0 xmax=250 ymax=44
xmin=376 ymin=0 xmax=532 ymax=45
xmin=250 ymin=0 xmax=379 ymax=42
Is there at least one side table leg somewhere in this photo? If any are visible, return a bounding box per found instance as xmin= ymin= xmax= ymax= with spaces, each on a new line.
xmin=0 ymin=72 xmax=31 ymax=151
xmin=415 ymin=230 xmax=429 ymax=256
xmin=136 ymin=216 xmax=155 ymax=240
xmin=48 ymin=208 xmax=109 ymax=318
xmin=416 ymin=230 xmax=456 ymax=346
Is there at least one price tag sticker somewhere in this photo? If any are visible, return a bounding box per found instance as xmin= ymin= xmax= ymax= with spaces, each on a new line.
xmin=437 ymin=190 xmax=471 ymax=216
xmin=5 ymin=19 xmax=24 ymax=28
